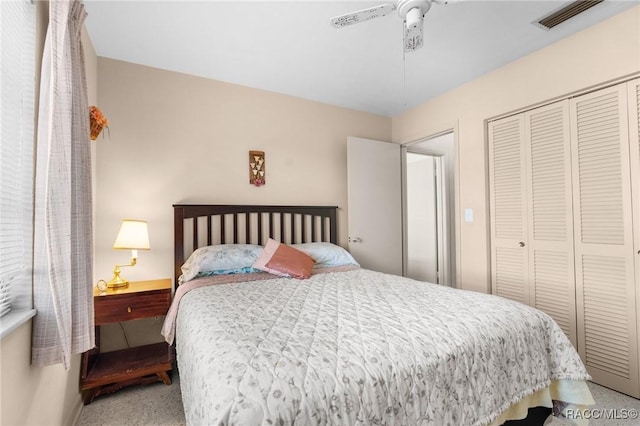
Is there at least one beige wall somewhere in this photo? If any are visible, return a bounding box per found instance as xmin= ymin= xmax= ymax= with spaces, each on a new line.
xmin=0 ymin=323 xmax=84 ymax=426
xmin=93 ymin=58 xmax=391 ymax=287
xmin=0 ymin=3 xmax=99 ymax=425
xmin=392 ymin=5 xmax=640 ymax=293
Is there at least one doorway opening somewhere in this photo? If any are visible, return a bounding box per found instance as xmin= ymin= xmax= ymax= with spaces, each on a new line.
xmin=403 ymin=131 xmax=456 ymax=286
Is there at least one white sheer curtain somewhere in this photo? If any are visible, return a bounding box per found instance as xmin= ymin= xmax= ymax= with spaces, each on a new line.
xmin=32 ymin=0 xmax=94 ymax=368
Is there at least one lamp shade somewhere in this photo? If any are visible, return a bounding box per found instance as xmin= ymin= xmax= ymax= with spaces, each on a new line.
xmin=113 ymin=219 xmax=150 ymax=250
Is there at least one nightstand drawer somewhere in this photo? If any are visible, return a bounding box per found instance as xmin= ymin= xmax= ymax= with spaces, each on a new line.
xmin=94 ymin=290 xmax=171 ymax=325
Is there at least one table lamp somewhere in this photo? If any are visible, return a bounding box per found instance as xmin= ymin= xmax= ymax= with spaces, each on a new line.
xmin=108 ymin=219 xmax=150 ymax=288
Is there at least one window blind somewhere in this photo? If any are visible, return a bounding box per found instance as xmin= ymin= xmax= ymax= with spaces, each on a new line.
xmin=0 ymin=0 xmax=36 ymax=317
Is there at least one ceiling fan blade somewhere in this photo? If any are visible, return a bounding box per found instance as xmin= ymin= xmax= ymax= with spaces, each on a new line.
xmin=330 ymin=4 xmax=395 ymax=28
xmin=404 ymin=18 xmax=424 ymax=51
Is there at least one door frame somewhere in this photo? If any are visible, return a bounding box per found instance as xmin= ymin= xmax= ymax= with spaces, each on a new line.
xmin=401 ymin=128 xmax=460 ymax=287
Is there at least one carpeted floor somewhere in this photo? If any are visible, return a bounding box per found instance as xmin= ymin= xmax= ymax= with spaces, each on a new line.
xmin=76 ymin=374 xmax=184 ymax=426
xmin=76 ymin=374 xmax=640 ymax=426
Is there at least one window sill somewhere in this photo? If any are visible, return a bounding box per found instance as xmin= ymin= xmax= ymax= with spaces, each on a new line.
xmin=0 ymin=309 xmax=36 ymax=339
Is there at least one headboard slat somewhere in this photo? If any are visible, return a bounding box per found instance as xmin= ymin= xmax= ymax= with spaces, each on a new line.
xmin=232 ymin=213 xmax=238 ymax=244
xmin=245 ymin=213 xmax=251 ymax=244
xmin=280 ymin=213 xmax=285 ymax=242
xmin=173 ymin=204 xmax=339 ymax=286
xmin=220 ymin=214 xmax=226 ymax=244
xmin=192 ymin=219 xmax=198 ymax=250
xmin=269 ymin=212 xmax=274 ymax=241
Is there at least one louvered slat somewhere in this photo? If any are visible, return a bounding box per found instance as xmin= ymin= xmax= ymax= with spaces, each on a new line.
xmin=575 ymin=91 xmax=625 ymax=245
xmin=533 ymin=250 xmax=572 ymax=338
xmin=492 ymin=119 xmax=524 ymax=239
xmin=582 ymin=255 xmax=630 ymax=378
xmin=494 ymin=247 xmax=526 ymax=303
xmin=529 ymin=106 xmax=568 ymax=241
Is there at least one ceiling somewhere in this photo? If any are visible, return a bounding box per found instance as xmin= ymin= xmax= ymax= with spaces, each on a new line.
xmin=83 ymin=0 xmax=638 ymax=117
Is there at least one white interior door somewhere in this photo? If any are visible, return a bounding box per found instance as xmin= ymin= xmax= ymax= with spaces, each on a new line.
xmin=406 ymin=153 xmax=438 ymax=283
xmin=347 ymin=137 xmax=402 ymax=275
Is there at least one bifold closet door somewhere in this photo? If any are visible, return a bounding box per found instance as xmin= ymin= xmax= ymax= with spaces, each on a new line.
xmin=523 ymin=101 xmax=577 ymax=347
xmin=628 ymin=79 xmax=640 ymax=373
xmin=489 ymin=104 xmax=577 ymax=346
xmin=488 ymin=116 xmax=529 ymax=305
xmin=570 ymin=83 xmax=639 ymax=397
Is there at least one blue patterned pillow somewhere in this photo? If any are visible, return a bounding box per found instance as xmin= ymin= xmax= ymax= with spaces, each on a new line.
xmin=180 ymin=244 xmax=263 ymax=284
xmin=196 ymin=266 xmax=260 ymax=278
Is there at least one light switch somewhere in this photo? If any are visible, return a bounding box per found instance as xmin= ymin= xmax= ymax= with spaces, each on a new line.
xmin=464 ymin=208 xmax=473 ymax=223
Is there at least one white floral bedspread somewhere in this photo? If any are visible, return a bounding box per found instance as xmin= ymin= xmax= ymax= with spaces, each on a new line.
xmin=174 ymin=268 xmax=590 ymax=426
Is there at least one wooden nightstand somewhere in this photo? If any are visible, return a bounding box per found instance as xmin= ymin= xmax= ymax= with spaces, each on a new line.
xmin=81 ymin=278 xmax=174 ymax=404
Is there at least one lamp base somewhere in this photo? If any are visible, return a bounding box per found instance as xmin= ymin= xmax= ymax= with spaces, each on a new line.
xmin=108 ymin=266 xmax=129 ymax=288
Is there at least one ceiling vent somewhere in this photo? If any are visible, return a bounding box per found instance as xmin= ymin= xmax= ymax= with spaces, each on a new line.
xmin=535 ymin=0 xmax=604 ymax=30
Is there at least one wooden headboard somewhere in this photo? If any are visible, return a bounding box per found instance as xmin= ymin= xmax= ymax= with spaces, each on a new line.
xmin=173 ymin=204 xmax=338 ymax=285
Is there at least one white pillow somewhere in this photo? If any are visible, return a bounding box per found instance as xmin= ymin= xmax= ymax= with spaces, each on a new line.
xmin=292 ymin=242 xmax=359 ymax=268
xmin=179 ymin=244 xmax=263 ymax=284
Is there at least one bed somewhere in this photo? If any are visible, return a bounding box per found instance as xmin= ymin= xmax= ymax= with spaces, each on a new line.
xmin=163 ymin=204 xmax=594 ymax=425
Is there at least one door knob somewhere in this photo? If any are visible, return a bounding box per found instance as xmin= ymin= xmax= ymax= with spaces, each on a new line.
xmin=519 ymin=242 xmax=525 ymax=247
xmin=349 ymin=237 xmax=362 ymax=243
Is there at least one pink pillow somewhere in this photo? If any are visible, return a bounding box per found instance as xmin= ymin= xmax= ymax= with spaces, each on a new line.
xmin=253 ymin=239 xmax=315 ymax=279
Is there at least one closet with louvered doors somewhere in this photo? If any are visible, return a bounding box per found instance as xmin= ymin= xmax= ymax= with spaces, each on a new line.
xmin=570 ymin=80 xmax=639 ymax=397
xmin=489 ymin=100 xmax=577 ymax=347
xmin=488 ymin=78 xmax=640 ymax=396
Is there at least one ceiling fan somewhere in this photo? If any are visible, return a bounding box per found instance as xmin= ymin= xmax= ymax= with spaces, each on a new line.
xmin=330 ymin=0 xmax=453 ymax=52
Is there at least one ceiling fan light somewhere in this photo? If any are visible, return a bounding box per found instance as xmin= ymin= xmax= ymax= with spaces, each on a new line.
xmin=405 ymin=7 xmax=423 ymax=29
